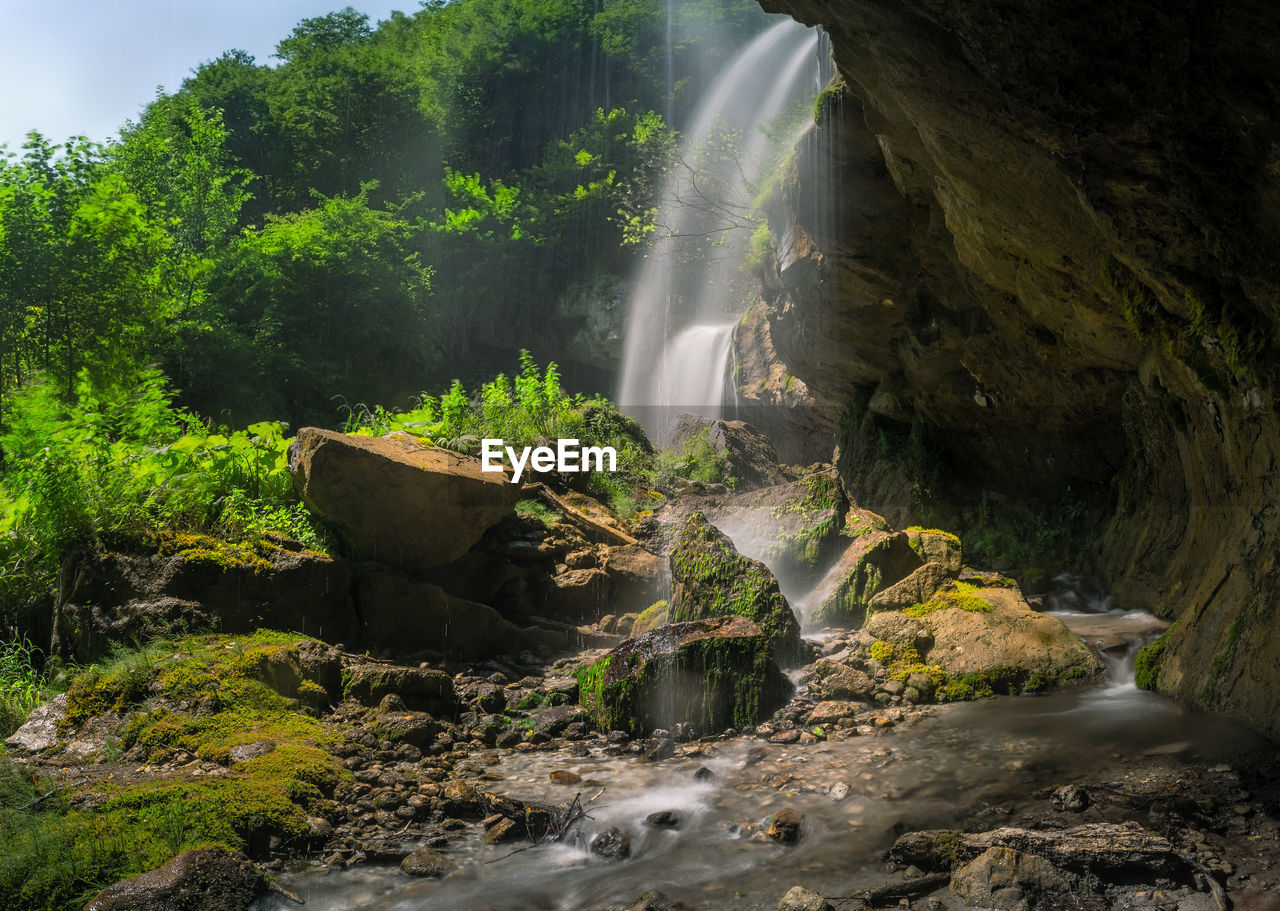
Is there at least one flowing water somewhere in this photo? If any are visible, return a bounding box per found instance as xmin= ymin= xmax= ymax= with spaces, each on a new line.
xmin=256 ymin=601 xmax=1269 ymax=911
xmin=617 ymin=18 xmax=824 ymax=439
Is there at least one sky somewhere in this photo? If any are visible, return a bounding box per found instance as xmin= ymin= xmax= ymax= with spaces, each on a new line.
xmin=0 ymin=0 xmax=411 ymax=153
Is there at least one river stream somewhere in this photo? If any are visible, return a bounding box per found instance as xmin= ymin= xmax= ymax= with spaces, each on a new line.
xmin=257 ymin=608 xmax=1270 ymax=910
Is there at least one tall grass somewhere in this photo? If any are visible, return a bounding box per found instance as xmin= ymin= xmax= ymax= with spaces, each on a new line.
xmin=0 ymin=638 xmax=52 ymax=737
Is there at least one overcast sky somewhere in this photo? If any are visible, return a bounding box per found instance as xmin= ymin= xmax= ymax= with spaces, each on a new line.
xmin=0 ymin=1 xmax=411 ymax=153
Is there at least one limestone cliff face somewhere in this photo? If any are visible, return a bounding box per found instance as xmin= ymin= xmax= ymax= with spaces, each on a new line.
xmin=752 ymin=0 xmax=1280 ymax=736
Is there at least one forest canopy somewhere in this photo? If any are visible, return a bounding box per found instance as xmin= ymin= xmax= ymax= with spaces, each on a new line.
xmin=0 ymin=0 xmax=766 ymax=428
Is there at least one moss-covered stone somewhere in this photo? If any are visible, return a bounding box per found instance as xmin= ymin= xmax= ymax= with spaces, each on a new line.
xmin=630 ymin=600 xmax=670 ymax=637
xmin=575 ymin=616 xmax=792 ymax=736
xmin=668 ymin=513 xmax=804 ymax=664
xmin=10 ymin=631 xmax=355 ymax=909
xmin=809 ymin=511 xmax=922 ymax=629
xmin=903 ymin=580 xmax=992 ymax=617
xmin=701 ymin=473 xmax=847 ymax=587
xmin=340 ymin=664 xmax=455 ymax=714
xmin=1134 ymin=624 xmax=1176 ymax=691
xmin=905 ymin=527 xmax=963 ymax=577
xmin=871 ymin=586 xmax=1102 ymax=699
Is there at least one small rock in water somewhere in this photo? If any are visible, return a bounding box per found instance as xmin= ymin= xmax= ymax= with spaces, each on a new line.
xmin=400 ymin=848 xmax=453 ymax=877
xmin=607 ymin=730 xmax=630 ymax=744
xmin=766 ymin=808 xmax=803 ymax=844
xmin=745 ymin=747 xmax=768 ymax=766
xmin=777 ymin=885 xmax=832 ymax=911
xmin=644 ymin=737 xmax=676 ymax=761
xmin=693 ymin=766 xmax=716 ymax=782
xmin=550 ymin=769 xmax=582 ymax=784
xmin=1051 ymin=784 xmax=1090 ymax=812
xmin=484 ymin=817 xmax=520 ymax=844
xmin=628 ymin=890 xmax=692 ymax=910
xmin=829 ymin=781 xmax=850 ymax=802
xmin=646 ymin=810 xmax=681 ymax=829
xmin=769 ymin=730 xmax=801 ymax=745
xmin=590 ymin=827 xmax=632 ymax=859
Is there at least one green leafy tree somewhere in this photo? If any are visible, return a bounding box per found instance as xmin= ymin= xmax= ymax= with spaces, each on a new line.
xmin=200 ymin=186 xmax=434 ymax=424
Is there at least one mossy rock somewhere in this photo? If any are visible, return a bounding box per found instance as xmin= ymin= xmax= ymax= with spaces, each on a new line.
xmin=341 ymin=664 xmax=455 ymax=714
xmin=809 ymin=514 xmax=922 ymax=629
xmin=630 ymin=600 xmax=670 ymax=637
xmin=701 ymin=473 xmax=847 ymax=587
xmin=1134 ymin=625 xmax=1175 ymax=691
xmin=575 ymin=616 xmax=792 ymax=736
xmin=905 ymin=528 xmax=963 ymax=577
xmin=872 ymin=586 xmax=1102 ymax=698
xmin=18 ymin=630 xmax=354 ymax=906
xmin=668 ymin=513 xmax=804 ymax=664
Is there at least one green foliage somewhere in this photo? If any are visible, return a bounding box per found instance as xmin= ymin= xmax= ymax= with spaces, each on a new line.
xmin=959 ymin=491 xmax=1088 ymax=573
xmin=655 ymin=427 xmax=731 ymax=486
xmin=0 ymin=371 xmax=325 ymax=634
xmin=0 ymin=135 xmax=184 ymax=402
xmin=349 ymin=351 xmax=658 ymax=503
xmin=0 ymin=637 xmax=53 ymax=737
xmin=514 ymin=498 xmax=559 ymax=528
xmin=743 ymin=219 xmax=775 ymax=274
xmin=197 ymin=186 xmax=433 ymax=425
xmin=812 ymin=83 xmax=843 ymax=125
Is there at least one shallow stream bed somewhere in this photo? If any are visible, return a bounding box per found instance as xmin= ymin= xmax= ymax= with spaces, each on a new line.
xmin=257 ymin=611 xmax=1276 ymax=911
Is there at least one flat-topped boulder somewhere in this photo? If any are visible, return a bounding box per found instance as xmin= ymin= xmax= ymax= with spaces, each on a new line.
xmin=576 ymin=616 xmax=792 ymax=736
xmin=668 ymin=513 xmax=804 ymax=664
xmin=289 ymin=427 xmax=521 ymax=572
xmin=864 ymin=582 xmax=1103 ymax=696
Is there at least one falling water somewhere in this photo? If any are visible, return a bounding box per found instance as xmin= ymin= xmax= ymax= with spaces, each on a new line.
xmin=618 ymin=19 xmax=822 ymax=439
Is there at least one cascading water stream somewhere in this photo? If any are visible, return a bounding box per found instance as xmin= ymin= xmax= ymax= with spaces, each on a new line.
xmin=617 ymin=19 xmax=822 ymax=440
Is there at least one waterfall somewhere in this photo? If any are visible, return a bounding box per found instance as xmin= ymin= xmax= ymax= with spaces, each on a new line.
xmin=617 ymin=18 xmax=822 ymax=440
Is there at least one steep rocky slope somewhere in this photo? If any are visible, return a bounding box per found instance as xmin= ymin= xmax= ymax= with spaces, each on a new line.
xmin=752 ymin=0 xmax=1280 ymax=736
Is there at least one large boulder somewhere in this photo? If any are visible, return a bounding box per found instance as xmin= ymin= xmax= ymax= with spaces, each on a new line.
xmin=356 ymin=571 xmax=582 ymax=660
xmin=601 ymin=543 xmax=665 ymax=615
xmin=341 ymin=662 xmax=455 ymax=714
xmin=905 ymin=528 xmax=963 ymax=577
xmin=668 ymin=513 xmax=804 ymax=663
xmin=949 ymin=846 xmax=1070 ymax=911
xmin=51 ymin=537 xmax=356 ymax=664
xmin=576 ymin=616 xmax=792 ymax=736
xmin=867 ymin=561 xmax=949 ymax=612
xmin=667 ymin=413 xmax=787 ymax=490
xmin=905 ymin=585 xmax=1102 ymax=692
xmin=289 ymin=428 xmax=521 ymax=573
xmin=807 ymin=510 xmax=922 ymax=629
xmin=84 ymin=847 xmax=266 ymax=911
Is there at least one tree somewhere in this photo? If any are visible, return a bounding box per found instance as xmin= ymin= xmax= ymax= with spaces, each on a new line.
xmin=199 ymin=186 xmax=434 ymax=425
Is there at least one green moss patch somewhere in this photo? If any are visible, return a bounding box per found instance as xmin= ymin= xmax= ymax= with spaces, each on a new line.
xmin=903 ymin=582 xmax=992 ymax=617
xmin=18 ymin=631 xmax=351 ymax=908
xmin=152 ymin=531 xmax=277 ymax=573
xmin=1135 ymin=623 xmax=1176 ymax=691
